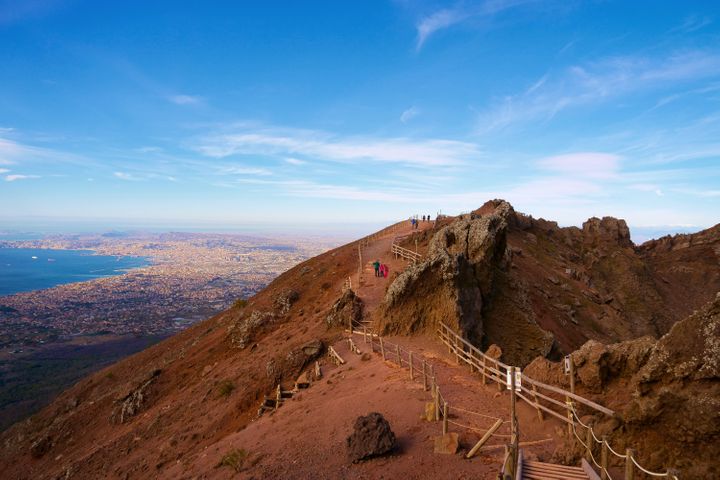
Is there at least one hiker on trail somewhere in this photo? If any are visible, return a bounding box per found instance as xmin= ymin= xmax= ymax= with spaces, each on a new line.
xmin=378 ymin=263 xmax=385 ymax=278
xmin=382 ymin=264 xmax=389 ymax=278
xmin=373 ymin=260 xmax=380 ymax=277
xmin=422 ymin=215 xmax=426 ymax=222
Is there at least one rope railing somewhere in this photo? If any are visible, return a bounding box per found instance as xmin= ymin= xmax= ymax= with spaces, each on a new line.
xmin=567 ymin=402 xmax=679 ymax=480
xmin=437 ymin=321 xmax=681 ymax=480
xmin=352 ymin=329 xmax=516 ymax=453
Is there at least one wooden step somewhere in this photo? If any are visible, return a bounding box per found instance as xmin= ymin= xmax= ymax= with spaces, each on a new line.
xmin=522 ymin=460 xmax=589 ymax=480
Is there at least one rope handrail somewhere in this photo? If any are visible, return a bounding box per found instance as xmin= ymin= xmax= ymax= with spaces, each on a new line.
xmin=449 ymin=405 xmax=503 ymax=422
xmin=435 ymin=322 xmax=679 ymax=479
xmin=568 ymin=401 xmax=678 ymax=479
xmin=570 ymin=417 xmax=609 ymax=478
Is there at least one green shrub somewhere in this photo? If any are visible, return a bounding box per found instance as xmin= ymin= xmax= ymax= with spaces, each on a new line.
xmin=217 ymin=448 xmax=248 ymax=472
xmin=233 ymin=298 xmax=248 ymax=309
xmin=217 ymin=379 xmax=235 ymax=398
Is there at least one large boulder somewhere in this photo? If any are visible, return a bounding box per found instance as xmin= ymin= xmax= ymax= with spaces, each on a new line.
xmin=346 ymin=412 xmax=396 ymax=462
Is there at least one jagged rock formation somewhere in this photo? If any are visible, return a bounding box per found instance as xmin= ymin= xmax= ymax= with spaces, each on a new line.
xmin=378 ymin=200 xmax=553 ymax=365
xmin=526 ymin=293 xmax=720 ymax=479
xmin=381 ymin=199 xmax=720 ymax=366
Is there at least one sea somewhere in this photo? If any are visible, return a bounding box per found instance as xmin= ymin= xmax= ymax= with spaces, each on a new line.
xmin=0 ymin=248 xmax=150 ymax=296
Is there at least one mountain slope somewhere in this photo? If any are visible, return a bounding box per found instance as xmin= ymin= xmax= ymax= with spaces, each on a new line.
xmin=0 ymin=202 xmax=717 ymax=478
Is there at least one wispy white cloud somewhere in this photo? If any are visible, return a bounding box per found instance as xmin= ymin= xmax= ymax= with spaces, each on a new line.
xmin=628 ymin=183 xmax=665 ymax=196
xmin=5 ymin=174 xmax=39 ymax=182
xmin=219 ymin=166 xmax=272 ymax=176
xmin=193 ymin=125 xmax=481 ymax=167
xmin=113 ymin=171 xmax=142 ymax=181
xmin=0 ymin=168 xmax=9 ymax=174
xmin=284 ymin=157 xmax=306 ymax=165
xmin=416 ymin=9 xmax=467 ymax=51
xmin=537 ymin=152 xmax=620 ymax=179
xmin=400 ymin=106 xmax=420 ymax=123
xmin=415 ymin=0 xmax=540 ymax=51
xmin=168 ymin=94 xmax=203 ymax=106
xmin=670 ymin=15 xmax=712 ymax=34
xmin=476 ymin=50 xmax=720 ymax=132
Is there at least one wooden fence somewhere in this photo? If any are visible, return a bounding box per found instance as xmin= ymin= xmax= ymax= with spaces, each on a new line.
xmin=437 ymin=322 xmax=680 ymax=480
xmin=347 ymin=328 xmax=517 ymax=459
xmin=391 ymin=242 xmax=422 ymax=263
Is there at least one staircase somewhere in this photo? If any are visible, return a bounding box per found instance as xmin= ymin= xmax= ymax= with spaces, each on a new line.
xmin=521 ymin=460 xmax=591 ymax=479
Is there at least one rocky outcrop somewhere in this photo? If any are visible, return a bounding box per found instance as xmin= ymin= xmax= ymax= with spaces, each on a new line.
xmin=346 ymin=412 xmax=396 ymax=462
xmin=528 ymin=294 xmax=720 ymax=479
xmin=111 ymin=369 xmax=161 ymax=424
xmin=326 ymin=289 xmax=363 ymax=329
xmin=582 ymin=217 xmax=632 ymax=248
xmin=273 ymin=289 xmax=299 ymax=315
xmin=227 ymin=310 xmax=276 ymax=349
xmin=378 ymin=200 xmax=553 ymax=365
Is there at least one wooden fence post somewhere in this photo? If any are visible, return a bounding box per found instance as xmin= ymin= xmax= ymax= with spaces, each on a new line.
xmin=481 ymin=356 xmax=487 ymax=385
xmin=601 ymin=436 xmax=608 ymax=480
xmin=496 ymin=362 xmax=503 ymax=392
xmin=275 ymin=384 xmax=281 ymax=412
xmin=434 ymin=384 xmax=440 ymax=421
xmin=569 ymin=355 xmax=575 ymax=395
xmin=532 ymin=384 xmax=544 ymax=422
xmin=422 ymin=361 xmax=428 ymax=390
xmin=566 ymin=400 xmax=573 ymax=436
xmin=409 ymin=352 xmax=414 ymax=380
xmin=442 ymin=402 xmax=448 ymax=435
xmin=379 ymin=337 xmax=385 ymax=360
xmin=363 ymin=325 xmax=367 ymax=344
xmin=396 ymin=344 xmax=401 ymax=365
xmin=585 ymin=426 xmax=593 ymax=462
xmin=455 ymin=337 xmax=460 ymax=365
xmin=625 ymin=449 xmax=635 ymax=480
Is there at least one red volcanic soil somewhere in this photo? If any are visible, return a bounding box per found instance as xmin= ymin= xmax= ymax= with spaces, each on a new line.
xmin=171 ymin=335 xmax=563 ymax=479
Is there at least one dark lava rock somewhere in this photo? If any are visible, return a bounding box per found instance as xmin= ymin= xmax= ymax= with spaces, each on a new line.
xmin=30 ymin=435 xmax=52 ymax=458
xmin=346 ymin=412 xmax=396 ymax=463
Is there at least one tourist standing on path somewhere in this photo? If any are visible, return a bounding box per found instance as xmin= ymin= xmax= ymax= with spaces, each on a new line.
xmin=373 ymin=260 xmax=380 ymax=277
xmin=382 ymin=264 xmax=389 ymax=278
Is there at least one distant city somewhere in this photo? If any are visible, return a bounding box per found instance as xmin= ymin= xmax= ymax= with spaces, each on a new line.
xmin=0 ymin=230 xmax=338 ymax=429
xmin=0 ymin=231 xmax=337 ymax=349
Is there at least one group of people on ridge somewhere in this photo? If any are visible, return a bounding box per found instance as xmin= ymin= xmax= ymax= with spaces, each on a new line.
xmin=409 ymin=214 xmax=431 ymax=229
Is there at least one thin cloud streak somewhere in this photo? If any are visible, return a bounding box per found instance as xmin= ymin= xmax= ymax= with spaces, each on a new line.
xmin=193 ymin=125 xmax=482 ymax=167
xmin=476 ymin=50 xmax=720 ymax=132
xmin=5 ymin=174 xmax=39 ymax=182
xmin=414 ymin=0 xmax=541 ymax=51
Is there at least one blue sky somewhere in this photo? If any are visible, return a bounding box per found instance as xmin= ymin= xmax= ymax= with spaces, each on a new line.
xmin=1 ymin=1 xmax=719 ymax=239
